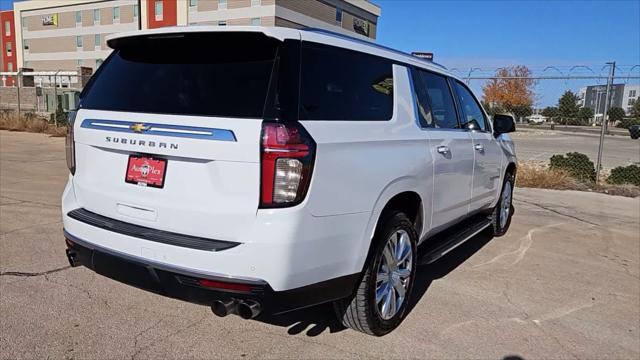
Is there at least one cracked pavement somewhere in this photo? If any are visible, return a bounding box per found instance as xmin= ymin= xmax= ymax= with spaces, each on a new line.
xmin=1 ymin=130 xmax=639 ymax=359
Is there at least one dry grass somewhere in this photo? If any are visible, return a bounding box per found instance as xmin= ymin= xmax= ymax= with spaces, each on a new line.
xmin=517 ymin=161 xmax=640 ymax=198
xmin=516 ymin=162 xmax=583 ymax=190
xmin=596 ymin=184 xmax=640 ymax=198
xmin=0 ymin=111 xmax=67 ymax=137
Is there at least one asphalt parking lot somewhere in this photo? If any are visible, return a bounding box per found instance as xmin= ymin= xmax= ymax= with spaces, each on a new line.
xmin=1 ymin=130 xmax=639 ymax=359
xmin=512 ymin=127 xmax=640 ymax=168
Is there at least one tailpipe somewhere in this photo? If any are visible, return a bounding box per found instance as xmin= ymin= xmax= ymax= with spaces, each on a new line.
xmin=211 ymin=300 xmax=237 ymax=317
xmin=66 ymin=248 xmax=79 ymax=267
xmin=237 ymin=300 xmax=261 ymax=319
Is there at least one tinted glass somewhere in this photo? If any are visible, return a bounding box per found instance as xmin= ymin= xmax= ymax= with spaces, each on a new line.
xmin=454 ymin=81 xmax=487 ymax=131
xmin=80 ymin=33 xmax=280 ymax=118
xmin=414 ymin=69 xmax=458 ymax=129
xmin=410 ymin=68 xmax=433 ymax=127
xmin=300 ymin=42 xmax=393 ymax=121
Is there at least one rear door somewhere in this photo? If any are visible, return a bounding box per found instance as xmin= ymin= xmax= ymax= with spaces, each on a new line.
xmin=412 ymin=69 xmax=474 ymax=230
xmin=72 ymin=32 xmax=291 ymax=242
xmin=451 ymin=80 xmax=502 ymax=211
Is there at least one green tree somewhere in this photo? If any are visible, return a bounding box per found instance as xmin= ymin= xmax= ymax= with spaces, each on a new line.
xmin=557 ymin=91 xmax=580 ymax=125
xmin=631 ymin=99 xmax=640 ymax=118
xmin=541 ymin=106 xmax=558 ymax=120
xmin=576 ymin=107 xmax=594 ymax=125
xmin=607 ymin=107 xmax=626 ymax=123
xmin=510 ymin=104 xmax=533 ymax=120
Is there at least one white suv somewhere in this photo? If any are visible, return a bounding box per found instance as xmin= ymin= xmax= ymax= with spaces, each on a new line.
xmin=62 ymin=26 xmax=517 ymax=336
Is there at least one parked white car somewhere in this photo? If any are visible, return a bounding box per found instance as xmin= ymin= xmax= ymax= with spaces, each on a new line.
xmin=62 ymin=26 xmax=517 ymax=336
xmin=527 ymin=114 xmax=547 ymax=124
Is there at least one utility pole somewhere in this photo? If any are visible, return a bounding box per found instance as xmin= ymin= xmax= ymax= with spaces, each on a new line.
xmin=595 ymin=62 xmax=615 ymax=184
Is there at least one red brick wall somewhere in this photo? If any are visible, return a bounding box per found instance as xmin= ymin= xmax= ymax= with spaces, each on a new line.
xmin=146 ymin=0 xmax=177 ymax=29
xmin=0 ymin=10 xmax=16 ymax=86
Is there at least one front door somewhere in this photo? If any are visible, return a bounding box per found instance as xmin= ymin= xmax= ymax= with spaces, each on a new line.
xmin=451 ymin=80 xmax=502 ymax=211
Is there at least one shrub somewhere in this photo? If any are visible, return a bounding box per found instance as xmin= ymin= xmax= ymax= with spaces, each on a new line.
xmin=50 ymin=108 xmax=68 ymax=126
xmin=616 ymin=117 xmax=640 ymax=129
xmin=565 ymin=117 xmax=590 ymax=126
xmin=549 ymin=152 xmax=596 ymax=183
xmin=607 ymin=165 xmax=640 ymax=186
xmin=516 ymin=162 xmax=580 ymax=190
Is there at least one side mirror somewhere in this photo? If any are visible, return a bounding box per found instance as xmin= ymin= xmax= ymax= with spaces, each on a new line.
xmin=493 ymin=114 xmax=516 ymax=135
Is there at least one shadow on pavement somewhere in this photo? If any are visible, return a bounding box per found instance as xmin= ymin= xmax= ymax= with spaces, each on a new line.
xmin=255 ymin=229 xmax=496 ymax=336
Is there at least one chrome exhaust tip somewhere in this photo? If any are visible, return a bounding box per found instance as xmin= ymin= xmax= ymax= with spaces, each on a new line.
xmin=237 ymin=300 xmax=261 ymax=319
xmin=211 ymin=300 xmax=237 ymax=317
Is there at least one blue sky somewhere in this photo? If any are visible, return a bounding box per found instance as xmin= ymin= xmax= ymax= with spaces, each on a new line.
xmin=374 ymin=0 xmax=640 ymax=106
xmin=2 ymin=0 xmax=639 ymax=106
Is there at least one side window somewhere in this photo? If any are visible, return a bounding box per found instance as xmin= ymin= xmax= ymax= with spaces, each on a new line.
xmin=410 ymin=68 xmax=433 ymax=127
xmin=300 ymin=42 xmax=394 ymax=121
xmin=453 ymin=80 xmax=488 ymax=131
xmin=413 ymin=69 xmax=459 ymax=129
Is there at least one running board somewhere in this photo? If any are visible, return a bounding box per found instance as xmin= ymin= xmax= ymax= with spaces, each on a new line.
xmin=418 ymin=215 xmax=492 ymax=265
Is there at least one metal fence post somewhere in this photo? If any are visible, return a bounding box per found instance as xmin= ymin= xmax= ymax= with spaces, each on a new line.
xmin=53 ymin=70 xmax=60 ymax=127
xmin=16 ymin=71 xmax=21 ymax=118
xmin=595 ymin=62 xmax=615 ymax=184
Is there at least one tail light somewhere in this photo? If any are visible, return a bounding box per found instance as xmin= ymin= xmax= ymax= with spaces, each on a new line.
xmin=65 ymin=110 xmax=77 ymax=175
xmin=260 ymin=122 xmax=315 ymax=208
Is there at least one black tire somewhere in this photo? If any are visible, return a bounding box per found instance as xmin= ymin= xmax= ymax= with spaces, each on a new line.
xmin=333 ymin=211 xmax=418 ymax=336
xmin=492 ymin=172 xmax=515 ymax=236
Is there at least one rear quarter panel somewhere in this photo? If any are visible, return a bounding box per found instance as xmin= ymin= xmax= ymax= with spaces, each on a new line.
xmin=300 ymin=65 xmax=433 ymax=271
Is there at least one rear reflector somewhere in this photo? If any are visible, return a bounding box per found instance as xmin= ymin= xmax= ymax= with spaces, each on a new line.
xmin=260 ymin=122 xmax=315 ymax=208
xmin=197 ymin=279 xmax=253 ymax=293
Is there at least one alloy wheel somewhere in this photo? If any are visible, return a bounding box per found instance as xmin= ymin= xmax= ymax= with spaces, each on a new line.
xmin=375 ymin=229 xmax=413 ymax=320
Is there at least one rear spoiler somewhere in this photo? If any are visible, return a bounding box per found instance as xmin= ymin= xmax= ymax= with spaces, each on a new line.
xmin=106 ymin=26 xmax=301 ymax=49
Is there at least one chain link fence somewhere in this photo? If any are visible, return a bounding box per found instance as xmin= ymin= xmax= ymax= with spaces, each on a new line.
xmin=0 ymin=68 xmax=93 ymax=126
xmin=454 ymin=63 xmax=640 ymax=186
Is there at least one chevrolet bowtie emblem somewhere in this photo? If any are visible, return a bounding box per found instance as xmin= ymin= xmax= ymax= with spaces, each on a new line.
xmin=130 ymin=123 xmax=150 ymax=133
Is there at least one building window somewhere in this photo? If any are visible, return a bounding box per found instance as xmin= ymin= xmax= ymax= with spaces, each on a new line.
xmin=251 ymin=0 xmax=261 ymax=6
xmin=23 ymin=39 xmax=28 ymax=50
xmin=24 ymin=61 xmax=29 ymax=68
xmin=336 ymin=8 xmax=342 ymax=25
xmin=251 ymin=17 xmax=260 ymax=26
xmin=94 ymin=9 xmax=100 ymax=23
xmin=22 ymin=17 xmax=27 ymax=29
xmin=189 ymin=0 xmax=197 ymax=7
xmin=7 ymin=62 xmax=13 ymax=72
xmin=630 ymin=90 xmax=637 ymax=97
xmin=218 ymin=0 xmax=227 ymax=10
xmin=218 ymin=20 xmax=227 ymax=26
xmin=96 ymin=59 xmax=104 ymax=68
xmin=4 ymin=20 xmax=10 ymax=36
xmin=95 ymin=34 xmax=101 ymax=48
xmin=76 ymin=36 xmax=83 ymax=48
xmin=155 ymin=1 xmax=164 ymax=21
xmin=77 ymin=59 xmax=83 ymax=66
xmin=75 ymin=11 xmax=81 ymax=24
xmin=113 ymin=7 xmax=120 ymax=21
xmin=134 ymin=4 xmax=139 ymax=18
xmin=6 ymin=42 xmax=11 ymax=56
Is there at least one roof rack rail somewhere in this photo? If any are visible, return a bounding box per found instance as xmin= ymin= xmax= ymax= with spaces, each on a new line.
xmin=302 ymin=27 xmax=448 ymax=70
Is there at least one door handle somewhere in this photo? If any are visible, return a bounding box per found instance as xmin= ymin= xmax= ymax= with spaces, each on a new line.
xmin=474 ymin=144 xmax=484 ymax=152
xmin=436 ymin=146 xmax=450 ymax=154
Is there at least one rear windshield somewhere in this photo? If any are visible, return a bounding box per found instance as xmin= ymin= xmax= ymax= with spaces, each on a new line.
xmin=80 ymin=32 xmax=280 ymax=118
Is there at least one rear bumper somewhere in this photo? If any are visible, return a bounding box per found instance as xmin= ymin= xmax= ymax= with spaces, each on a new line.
xmin=64 ymin=230 xmax=359 ymax=314
xmin=63 ymin=177 xmax=371 ymax=292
